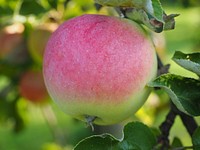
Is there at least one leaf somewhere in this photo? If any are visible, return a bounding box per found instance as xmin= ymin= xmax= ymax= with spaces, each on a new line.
xmin=148 ymin=74 xmax=200 ymax=116
xmin=95 ymin=0 xmax=178 ymax=32
xmin=151 ymin=0 xmax=163 ymax=22
xmin=125 ymin=8 xmax=164 ymax=33
xmin=94 ymin=0 xmax=163 ymax=19
xmin=171 ymin=137 xmax=183 ymax=148
xmin=94 ymin=0 xmax=148 ymax=7
xmin=173 ymin=51 xmax=200 ymax=76
xmin=74 ymin=122 xmax=156 ymax=150
xmin=19 ymin=1 xmax=47 ymax=16
xmin=192 ymin=127 xmax=200 ymax=150
xmin=74 ymin=134 xmax=119 ymax=150
xmin=119 ymin=122 xmax=157 ymax=150
xmin=47 ymin=0 xmax=58 ymax=9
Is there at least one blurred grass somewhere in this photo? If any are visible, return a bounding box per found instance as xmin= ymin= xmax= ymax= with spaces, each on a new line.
xmin=0 ymin=121 xmax=53 ymax=150
xmin=163 ymin=6 xmax=200 ymax=78
xmin=0 ymin=101 xmax=91 ymax=150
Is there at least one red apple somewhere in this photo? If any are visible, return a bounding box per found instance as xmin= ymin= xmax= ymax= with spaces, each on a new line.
xmin=43 ymin=14 xmax=157 ymax=125
xmin=0 ymin=23 xmax=29 ymax=65
xmin=0 ymin=23 xmax=24 ymax=57
xmin=19 ymin=70 xmax=49 ymax=104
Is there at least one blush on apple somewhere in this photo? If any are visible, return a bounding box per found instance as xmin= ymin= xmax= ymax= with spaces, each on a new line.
xmin=43 ymin=14 xmax=157 ymax=125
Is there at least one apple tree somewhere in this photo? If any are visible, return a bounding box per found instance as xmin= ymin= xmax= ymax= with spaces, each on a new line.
xmin=0 ymin=0 xmax=200 ymax=150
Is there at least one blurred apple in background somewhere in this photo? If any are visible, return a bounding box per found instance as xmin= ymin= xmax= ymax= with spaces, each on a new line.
xmin=0 ymin=23 xmax=30 ymax=65
xmin=28 ymin=23 xmax=58 ymax=65
xmin=151 ymin=32 xmax=167 ymax=61
xmin=0 ymin=23 xmax=23 ymax=58
xmin=19 ymin=70 xmax=49 ymax=104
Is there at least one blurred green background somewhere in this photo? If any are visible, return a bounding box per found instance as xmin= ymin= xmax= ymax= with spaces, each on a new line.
xmin=0 ymin=0 xmax=200 ymax=150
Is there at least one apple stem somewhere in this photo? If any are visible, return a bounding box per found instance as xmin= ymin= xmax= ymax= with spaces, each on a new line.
xmin=85 ymin=115 xmax=97 ymax=132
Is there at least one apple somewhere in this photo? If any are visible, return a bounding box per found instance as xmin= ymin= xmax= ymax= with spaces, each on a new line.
xmin=43 ymin=14 xmax=157 ymax=125
xmin=151 ymin=32 xmax=167 ymax=60
xmin=0 ymin=23 xmax=29 ymax=65
xmin=0 ymin=23 xmax=24 ymax=58
xmin=19 ymin=70 xmax=49 ymax=104
xmin=27 ymin=23 xmax=58 ymax=65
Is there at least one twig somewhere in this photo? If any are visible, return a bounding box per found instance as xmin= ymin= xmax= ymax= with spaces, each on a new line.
xmin=157 ymin=102 xmax=198 ymax=149
xmin=179 ymin=114 xmax=198 ymax=137
xmin=155 ymin=55 xmax=197 ymax=148
xmin=172 ymin=104 xmax=198 ymax=137
xmin=157 ymin=103 xmax=177 ymax=149
xmin=116 ymin=6 xmax=198 ymax=149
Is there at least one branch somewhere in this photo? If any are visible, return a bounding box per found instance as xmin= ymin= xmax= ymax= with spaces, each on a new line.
xmin=179 ymin=115 xmax=198 ymax=137
xmin=156 ymin=55 xmax=198 ymax=148
xmin=157 ymin=103 xmax=177 ymax=149
xmin=172 ymin=104 xmax=198 ymax=137
xmin=115 ymin=6 xmax=198 ymax=148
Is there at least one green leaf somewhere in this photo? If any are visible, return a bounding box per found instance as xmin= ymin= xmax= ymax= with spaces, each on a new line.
xmin=119 ymin=122 xmax=157 ymax=150
xmin=95 ymin=0 xmax=178 ymax=32
xmin=94 ymin=0 xmax=148 ymax=7
xmin=192 ymin=127 xmax=200 ymax=150
xmin=47 ymin=0 xmax=58 ymax=9
xmin=125 ymin=8 xmax=164 ymax=33
xmin=95 ymin=0 xmax=164 ymax=21
xmin=74 ymin=134 xmax=119 ymax=150
xmin=173 ymin=51 xmax=200 ymax=76
xmin=151 ymin=0 xmax=163 ymax=22
xmin=74 ymin=122 xmax=156 ymax=150
xmin=148 ymin=74 xmax=200 ymax=116
xmin=19 ymin=1 xmax=47 ymax=16
xmin=171 ymin=137 xmax=183 ymax=148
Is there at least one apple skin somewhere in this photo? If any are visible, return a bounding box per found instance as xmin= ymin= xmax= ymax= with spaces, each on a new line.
xmin=19 ymin=70 xmax=49 ymax=104
xmin=43 ymin=14 xmax=157 ymax=125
